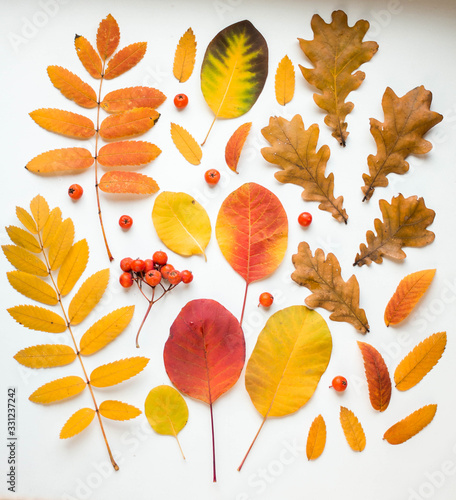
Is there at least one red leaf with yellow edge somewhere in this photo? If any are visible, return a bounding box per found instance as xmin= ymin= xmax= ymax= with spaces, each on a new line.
xmin=97 ymin=141 xmax=161 ymax=167
xmin=26 ymin=148 xmax=93 ymax=174
xmin=101 ymin=87 xmax=166 ymax=113
xmin=74 ymin=35 xmax=102 ymax=79
xmin=97 ymin=14 xmax=120 ymax=61
xmin=99 ymin=108 xmax=159 ymax=140
xmin=29 ymin=108 xmax=95 ymax=139
xmin=99 ymin=171 xmax=159 ymax=195
xmin=225 ymin=122 xmax=252 ymax=173
xmin=104 ymin=42 xmax=147 ymax=80
xmin=47 ymin=66 xmax=97 ymax=109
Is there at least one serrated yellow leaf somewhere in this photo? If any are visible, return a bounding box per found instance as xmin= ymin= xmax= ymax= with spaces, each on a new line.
xmin=29 ymin=375 xmax=86 ymax=404
xmin=16 ymin=207 xmax=37 ymax=234
xmin=30 ymin=108 xmax=96 ymax=139
xmin=57 ymin=240 xmax=89 ymax=297
xmin=14 ymin=344 xmax=76 ymax=368
xmin=90 ymin=357 xmax=149 ymax=387
xmin=30 ymin=195 xmax=50 ymax=231
xmin=60 ymin=408 xmax=96 ymax=439
xmin=8 ymin=305 xmax=67 ymax=333
xmin=384 ymin=404 xmax=437 ymax=444
xmin=340 ymin=406 xmax=366 ymax=451
xmin=104 ymin=42 xmax=147 ymax=80
xmin=306 ymin=414 xmax=326 ymax=460
xmin=6 ymin=226 xmax=41 ymax=253
xmin=275 ymin=55 xmax=295 ymax=106
xmin=394 ymin=332 xmax=447 ymax=391
xmin=48 ymin=218 xmax=74 ymax=271
xmin=2 ymin=245 xmax=48 ymax=276
xmin=68 ymin=269 xmax=109 ymax=325
xmin=7 ymin=271 xmax=58 ymax=305
xmin=173 ymin=28 xmax=197 ymax=83
xmin=79 ymin=306 xmax=135 ymax=356
xmin=99 ymin=400 xmax=141 ymax=421
xmin=42 ymin=207 xmax=62 ymax=248
xmin=170 ymin=123 xmax=202 ymax=165
xmin=75 ymin=35 xmax=102 ymax=79
xmin=47 ymin=65 xmax=98 ymax=109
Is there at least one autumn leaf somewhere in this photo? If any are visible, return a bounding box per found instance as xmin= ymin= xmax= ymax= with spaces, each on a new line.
xmin=30 ymin=108 xmax=95 ymax=139
xmin=384 ymin=269 xmax=436 ymax=326
xmin=225 ymin=122 xmax=252 ymax=173
xmin=97 ymin=141 xmax=161 ymax=167
xmin=8 ymin=305 xmax=67 ymax=333
xmin=306 ymin=415 xmax=326 ymax=460
xmin=173 ymin=28 xmax=197 ymax=83
xmin=98 ymin=171 xmax=159 ymax=195
xmin=170 ymin=123 xmax=202 ymax=165
xmin=16 ymin=207 xmax=37 ymax=234
xmin=7 ymin=271 xmax=58 ymax=305
xmin=68 ymin=269 xmax=109 ymax=325
xmin=383 ymin=404 xmax=437 ymax=444
xmin=101 ymin=87 xmax=166 ymax=113
xmin=340 ymin=407 xmax=366 ymax=451
xmin=354 ymin=194 xmax=435 ymax=267
xmin=60 ymin=408 xmax=96 ymax=439
xmin=29 ymin=376 xmax=86 ymax=404
xmin=358 ymin=342 xmax=391 ymax=412
xmin=96 ymin=14 xmax=120 ymax=61
xmin=14 ymin=344 xmax=77 ymax=369
xmin=99 ymin=400 xmax=141 ymax=421
xmin=261 ymin=115 xmax=348 ymax=223
xmin=99 ymin=108 xmax=159 ymax=140
xmin=104 ymin=42 xmax=147 ymax=80
xmin=30 ymin=195 xmax=50 ymax=231
xmin=90 ymin=357 xmax=149 ymax=387
xmin=6 ymin=226 xmax=41 ymax=253
xmin=47 ymin=66 xmax=97 ymax=108
xmin=292 ymin=242 xmax=369 ymax=333
xmin=42 ymin=208 xmax=62 ymax=248
xmin=2 ymin=245 xmax=48 ymax=277
xmin=26 ymin=148 xmax=94 ymax=174
xmin=57 ymin=240 xmax=89 ymax=297
xmin=298 ymin=10 xmax=378 ymax=146
xmin=48 ymin=218 xmax=74 ymax=271
xmin=74 ymin=35 xmax=102 ymax=79
xmin=275 ymin=55 xmax=295 ymax=106
xmin=394 ymin=332 xmax=447 ymax=391
xmin=362 ymin=86 xmax=443 ymax=201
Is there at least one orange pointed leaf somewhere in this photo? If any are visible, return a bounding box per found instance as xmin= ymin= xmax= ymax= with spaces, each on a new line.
xmin=99 ymin=400 xmax=141 ymax=421
xmin=60 ymin=408 xmax=96 ymax=439
xmin=90 ymin=357 xmax=149 ymax=388
xmin=170 ymin=123 xmax=202 ymax=165
xmin=29 ymin=376 xmax=86 ymax=404
xmin=99 ymin=171 xmax=159 ymax=195
xmin=104 ymin=42 xmax=147 ymax=80
xmin=47 ymin=66 xmax=97 ymax=108
xmin=173 ymin=27 xmax=197 ymax=83
xmin=30 ymin=108 xmax=95 ymax=139
xmin=97 ymin=14 xmax=120 ymax=61
xmin=26 ymin=148 xmax=93 ymax=174
xmin=101 ymin=87 xmax=166 ymax=113
xmin=97 ymin=141 xmax=161 ymax=167
xmin=74 ymin=35 xmax=102 ymax=79
xmin=306 ymin=414 xmax=326 ymax=460
xmin=14 ymin=344 xmax=76 ymax=369
xmin=275 ymin=55 xmax=295 ymax=106
xmin=225 ymin=122 xmax=252 ymax=173
xmin=99 ymin=108 xmax=159 ymax=140
xmin=384 ymin=404 xmax=437 ymax=444
xmin=340 ymin=406 xmax=366 ymax=451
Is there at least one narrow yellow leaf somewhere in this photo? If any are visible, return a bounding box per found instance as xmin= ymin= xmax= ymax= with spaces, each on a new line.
xmin=173 ymin=28 xmax=197 ymax=83
xmin=42 ymin=207 xmax=62 ymax=248
xmin=306 ymin=414 xmax=326 ymax=460
xmin=2 ymin=245 xmax=48 ymax=277
xmin=6 ymin=226 xmax=41 ymax=253
xmin=68 ymin=269 xmax=109 ymax=326
xmin=57 ymin=240 xmax=89 ymax=297
xmin=394 ymin=332 xmax=447 ymax=391
xmin=275 ymin=55 xmax=295 ymax=106
xmin=29 ymin=375 xmax=86 ymax=404
xmin=99 ymin=400 xmax=141 ymax=421
xmin=16 ymin=207 xmax=37 ymax=234
xmin=90 ymin=357 xmax=149 ymax=388
xmin=7 ymin=271 xmax=58 ymax=305
xmin=8 ymin=305 xmax=67 ymax=333
xmin=79 ymin=306 xmax=135 ymax=356
xmin=48 ymin=218 xmax=74 ymax=271
xmin=30 ymin=195 xmax=50 ymax=231
xmin=60 ymin=408 xmax=95 ymax=439
xmin=14 ymin=344 xmax=76 ymax=368
xmin=340 ymin=406 xmax=366 ymax=452
xmin=384 ymin=404 xmax=437 ymax=444
xmin=170 ymin=123 xmax=202 ymax=165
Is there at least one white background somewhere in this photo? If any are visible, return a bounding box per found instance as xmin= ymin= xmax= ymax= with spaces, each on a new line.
xmin=1 ymin=0 xmax=456 ymax=499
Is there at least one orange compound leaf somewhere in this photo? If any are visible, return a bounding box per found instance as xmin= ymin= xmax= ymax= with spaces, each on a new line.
xmin=97 ymin=14 xmax=120 ymax=61
xmin=98 ymin=171 xmax=159 ymax=195
xmin=225 ymin=122 xmax=252 ymax=173
xmin=47 ymin=66 xmax=97 ymax=109
xmin=99 ymin=108 xmax=159 ymax=140
xmin=383 ymin=404 xmax=437 ymax=445
xmin=357 ymin=342 xmax=391 ymax=412
xmin=306 ymin=414 xmax=327 ymax=460
xmin=104 ymin=42 xmax=147 ymax=80
xmin=101 ymin=87 xmax=166 ymax=113
xmin=340 ymin=407 xmax=366 ymax=451
xmin=385 ymin=269 xmax=436 ymax=326
xmin=29 ymin=109 xmax=95 ymax=139
xmin=97 ymin=141 xmax=161 ymax=167
xmin=74 ymin=35 xmax=102 ymax=79
xmin=29 ymin=375 xmax=86 ymax=404
xmin=26 ymin=148 xmax=94 ymax=174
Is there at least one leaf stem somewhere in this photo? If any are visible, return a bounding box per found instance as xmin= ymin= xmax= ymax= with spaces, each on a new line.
xmin=135 ymin=286 xmax=155 ymax=348
xmin=201 ymin=116 xmax=217 ymax=146
xmin=237 ymin=415 xmax=267 ymax=471
xmin=209 ymin=402 xmax=216 ymax=482
xmin=239 ymin=281 xmax=249 ymax=326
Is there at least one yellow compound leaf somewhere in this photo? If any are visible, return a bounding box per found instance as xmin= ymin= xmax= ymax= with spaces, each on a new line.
xmin=14 ymin=344 xmax=77 ymax=368
xmin=225 ymin=122 xmax=252 ymax=173
xmin=99 ymin=171 xmax=159 ymax=195
xmin=29 ymin=376 xmax=86 ymax=404
xmin=306 ymin=414 xmax=326 ymax=460
xmin=101 ymin=87 xmax=166 ymax=113
xmin=48 ymin=218 xmax=75 ymax=271
xmin=152 ymin=191 xmax=211 ymax=260
xmin=170 ymin=123 xmax=202 ymax=165
xmin=394 ymin=332 xmax=447 ymax=391
xmin=173 ymin=28 xmax=197 ymax=83
xmin=96 ymin=14 xmax=120 ymax=61
xmin=99 ymin=400 xmax=141 ymax=421
xmin=385 ymin=269 xmax=436 ymax=326
xmin=340 ymin=406 xmax=366 ymax=452
xmin=68 ymin=269 xmax=109 ymax=326
xmin=7 ymin=271 xmax=58 ymax=306
xmin=6 ymin=226 xmax=41 ymax=253
xmin=60 ymin=408 xmax=96 ymax=439
xmin=57 ymin=240 xmax=89 ymax=297
xmin=42 ymin=207 xmax=62 ymax=248
xmin=97 ymin=141 xmax=161 ymax=167
xmin=104 ymin=42 xmax=147 ymax=80
xmin=79 ymin=306 xmax=135 ymax=356
xmin=16 ymin=207 xmax=37 ymax=234
xmin=383 ymin=404 xmax=437 ymax=445
xmin=90 ymin=357 xmax=149 ymax=388
xmin=26 ymin=148 xmax=94 ymax=174
xmin=275 ymin=55 xmax=295 ymax=106
xmin=2 ymin=245 xmax=48 ymax=277
xmin=99 ymin=108 xmax=159 ymax=140
xmin=47 ymin=66 xmax=98 ymax=109
xmin=30 ymin=195 xmax=50 ymax=232
xmin=30 ymin=108 xmax=96 ymax=139
xmin=74 ymin=35 xmax=102 ymax=79
xmin=8 ymin=305 xmax=67 ymax=333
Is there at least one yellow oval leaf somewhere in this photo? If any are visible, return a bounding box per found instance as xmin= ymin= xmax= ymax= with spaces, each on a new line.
xmin=306 ymin=414 xmax=326 ymax=460
xmin=30 ymin=108 xmax=96 ymax=139
xmin=60 ymin=408 xmax=96 ymax=439
xmin=7 ymin=271 xmax=58 ymax=305
xmin=57 ymin=240 xmax=89 ymax=297
xmin=2 ymin=245 xmax=48 ymax=277
xmin=384 ymin=404 xmax=437 ymax=445
xmin=26 ymin=148 xmax=94 ymax=174
xmin=98 ymin=171 xmax=159 ymax=195
xmin=90 ymin=357 xmax=149 ymax=388
xmin=42 ymin=207 xmax=62 ymax=248
xmin=48 ymin=218 xmax=75 ymax=271
xmin=16 ymin=207 xmax=37 ymax=234
xmin=99 ymin=400 xmax=141 ymax=421
xmin=74 ymin=35 xmax=102 ymax=79
xmin=8 ymin=305 xmax=67 ymax=333
xmin=29 ymin=376 xmax=86 ymax=404
xmin=275 ymin=55 xmax=295 ymax=106
xmin=6 ymin=226 xmax=41 ymax=253
xmin=99 ymin=108 xmax=159 ymax=140
xmin=152 ymin=192 xmax=211 ymax=260
xmin=47 ymin=65 xmax=98 ymax=109
xmin=104 ymin=42 xmax=147 ymax=80
xmin=340 ymin=406 xmax=366 ymax=452
xmin=145 ymin=385 xmax=189 ymax=436
xmin=14 ymin=344 xmax=76 ymax=368
xmin=30 ymin=195 xmax=50 ymax=232
xmin=173 ymin=28 xmax=197 ymax=83
xmin=170 ymin=123 xmax=202 ymax=165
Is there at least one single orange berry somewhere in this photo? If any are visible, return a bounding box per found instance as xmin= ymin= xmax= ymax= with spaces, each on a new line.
xmin=68 ymin=184 xmax=83 ymax=200
xmin=181 ymin=270 xmax=193 ymax=284
xmin=168 ymin=269 xmax=182 ymax=285
xmin=174 ymin=93 xmax=188 ymax=108
xmin=298 ymin=212 xmax=312 ymax=227
xmin=258 ymin=292 xmax=274 ymax=307
xmin=205 ymin=169 xmax=220 ymax=185
xmin=153 ymin=251 xmax=168 ymax=266
xmin=330 ymin=376 xmax=348 ymax=392
xmin=119 ymin=215 xmax=133 ymax=229
xmin=145 ymin=270 xmax=162 ymax=287
xmin=119 ymin=272 xmax=133 ymax=288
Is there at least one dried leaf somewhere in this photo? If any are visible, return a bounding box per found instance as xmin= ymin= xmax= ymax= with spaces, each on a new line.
xmin=292 ymin=242 xmax=369 ymax=333
xmin=60 ymin=408 xmax=96 ymax=439
xmin=2 ymin=245 xmax=48 ymax=277
xmin=26 ymin=148 xmax=94 ymax=174
xmin=362 ymin=86 xmax=443 ymax=201
xmin=8 ymin=305 xmax=67 ymax=333
xmin=383 ymin=404 xmax=437 ymax=444
xmin=261 ymin=115 xmax=348 ymax=222
xmin=275 ymin=55 xmax=295 ymax=106
xmin=385 ymin=269 xmax=436 ymax=326
xmin=57 ymin=240 xmax=90 ymax=297
xmin=306 ymin=415 xmax=326 ymax=460
xmin=357 ymin=342 xmax=391 ymax=412
xmin=170 ymin=123 xmax=202 ymax=165
xmin=104 ymin=42 xmax=147 ymax=80
xmin=29 ymin=376 xmax=86 ymax=404
xmin=42 ymin=208 xmax=62 ymax=248
xmin=298 ymin=10 xmax=378 ymax=145
xmin=101 ymin=87 xmax=166 ymax=113
xmin=97 ymin=141 xmax=161 ymax=167
xmin=30 ymin=195 xmax=50 ymax=232
xmin=99 ymin=108 xmax=159 ymax=140
xmin=96 ymin=14 xmax=120 ymax=61
xmin=74 ymin=35 xmax=102 ymax=79
xmin=90 ymin=357 xmax=149 ymax=388
xmin=48 ymin=218 xmax=74 ymax=271
xmin=47 ymin=66 xmax=97 ymax=109
xmin=340 ymin=406 xmax=366 ymax=451
xmin=29 ymin=108 xmax=95 ymax=139
xmin=68 ymin=269 xmax=109 ymax=325
xmin=354 ymin=194 xmax=435 ymax=267
xmin=16 ymin=207 xmax=37 ymax=234
xmin=394 ymin=332 xmax=447 ymax=391
xmin=99 ymin=400 xmax=141 ymax=421
xmin=6 ymin=226 xmax=40 ymax=253
xmin=173 ymin=28 xmax=197 ymax=82
xmin=98 ymin=171 xmax=159 ymax=195
xmin=14 ymin=344 xmax=76 ymax=369
xmin=7 ymin=271 xmax=58 ymax=306
xmin=225 ymin=122 xmax=252 ymax=173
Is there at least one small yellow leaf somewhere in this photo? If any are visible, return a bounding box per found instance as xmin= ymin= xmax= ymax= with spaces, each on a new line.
xmin=306 ymin=414 xmax=326 ymax=460
xmin=99 ymin=400 xmax=141 ymax=421
xmin=14 ymin=344 xmax=76 ymax=368
xmin=60 ymin=408 xmax=96 ymax=439
xmin=384 ymin=404 xmax=437 ymax=444
xmin=29 ymin=375 xmax=86 ymax=404
xmin=90 ymin=357 xmax=149 ymax=388
xmin=275 ymin=55 xmax=295 ymax=106
xmin=170 ymin=123 xmax=202 ymax=165
xmin=8 ymin=305 xmax=67 ymax=333
xmin=173 ymin=28 xmax=197 ymax=83
xmin=340 ymin=406 xmax=366 ymax=452
xmin=42 ymin=207 xmax=62 ymax=248
xmin=68 ymin=269 xmax=109 ymax=326
xmin=6 ymin=226 xmax=41 ymax=253
xmin=16 ymin=207 xmax=37 ymax=234
xmin=2 ymin=245 xmax=48 ymax=277
xmin=7 ymin=271 xmax=58 ymax=305
xmin=57 ymin=240 xmax=89 ymax=297
xmin=30 ymin=195 xmax=50 ymax=231
xmin=48 ymin=218 xmax=75 ymax=271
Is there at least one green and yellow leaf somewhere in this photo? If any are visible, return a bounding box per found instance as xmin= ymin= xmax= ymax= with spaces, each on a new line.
xmin=99 ymin=400 xmax=141 ymax=421
xmin=7 ymin=271 xmax=58 ymax=305
xmin=6 ymin=226 xmax=41 ymax=253
xmin=47 ymin=65 xmax=98 ymax=109
xmin=30 ymin=108 xmax=96 ymax=139
xmin=99 ymin=171 xmax=159 ymax=195
xmin=29 ymin=376 xmax=86 ymax=404
xmin=97 ymin=141 xmax=161 ymax=167
xmin=30 ymin=195 xmax=50 ymax=232
xmin=74 ymin=35 xmax=102 ymax=79
xmin=14 ymin=344 xmax=77 ymax=368
xmin=68 ymin=269 xmax=109 ymax=325
xmin=8 ymin=305 xmax=67 ymax=333
xmin=173 ymin=28 xmax=197 ymax=83
xmin=275 ymin=55 xmax=295 ymax=106
xmin=104 ymin=42 xmax=147 ymax=80
xmin=60 ymin=408 xmax=96 ymax=439
xmin=57 ymin=239 xmax=89 ymax=297
xmin=90 ymin=357 xmax=149 ymax=387
xmin=2 ymin=245 xmax=48 ymax=276
xmin=170 ymin=123 xmax=202 ymax=165
xmin=48 ymin=218 xmax=74 ymax=271
xmin=26 ymin=148 xmax=94 ymax=174
xmin=16 ymin=207 xmax=37 ymax=234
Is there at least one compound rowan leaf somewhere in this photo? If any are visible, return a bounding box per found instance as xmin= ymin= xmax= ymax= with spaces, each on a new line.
xmin=340 ymin=407 xmax=366 ymax=451
xmin=7 ymin=271 xmax=58 ymax=306
xmin=42 ymin=207 xmax=62 ymax=248
xmin=16 ymin=207 xmax=37 ymax=234
xmin=47 ymin=66 xmax=98 ymax=108
xmin=30 ymin=108 xmax=95 ymax=139
xmin=90 ymin=357 xmax=149 ymax=387
xmin=362 ymin=86 xmax=443 ymax=201
xmin=29 ymin=376 xmax=86 ymax=404
xmin=306 ymin=414 xmax=326 ymax=460
xmin=383 ymin=404 xmax=437 ymax=445
xmin=74 ymin=35 xmax=102 ymax=79
xmin=292 ymin=242 xmax=369 ymax=333
xmin=68 ymin=269 xmax=109 ymax=325
xmin=173 ymin=28 xmax=197 ymax=83
xmin=275 ymin=55 xmax=295 ymax=106
xmin=8 ymin=305 xmax=67 ymax=333
xmin=99 ymin=171 xmax=159 ymax=195
xmin=48 ymin=218 xmax=74 ymax=271
xmin=6 ymin=226 xmax=41 ymax=253
xmin=60 ymin=408 xmax=96 ymax=439
xmin=99 ymin=108 xmax=159 ymax=140
xmin=170 ymin=123 xmax=202 ymax=165
xmin=357 ymin=342 xmax=391 ymax=412
xmin=97 ymin=141 xmax=161 ymax=167
xmin=261 ymin=115 xmax=348 ymax=222
xmin=30 ymin=195 xmax=50 ymax=232
xmin=57 ymin=239 xmax=89 ymax=297
xmin=104 ymin=42 xmax=147 ymax=80
xmin=14 ymin=344 xmax=77 ymax=369
xmin=225 ymin=122 xmax=251 ymax=173
xmin=96 ymin=14 xmax=120 ymax=61
xmin=394 ymin=332 xmax=447 ymax=391
xmin=298 ymin=10 xmax=378 ymax=146
xmin=385 ymin=269 xmax=436 ymax=326
xmin=101 ymin=87 xmax=166 ymax=113
xmin=152 ymin=191 xmax=211 ymax=260
xmin=354 ymin=194 xmax=435 ymax=267
xmin=26 ymin=148 xmax=94 ymax=174
xmin=2 ymin=245 xmax=48 ymax=277
xmin=99 ymin=400 xmax=141 ymax=421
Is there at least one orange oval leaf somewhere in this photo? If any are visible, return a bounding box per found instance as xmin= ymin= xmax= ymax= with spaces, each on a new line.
xmin=47 ymin=66 xmax=97 ymax=109
xmin=101 ymin=86 xmax=166 ymax=113
xmin=29 ymin=108 xmax=95 ymax=139
xmin=306 ymin=414 xmax=326 ymax=460
xmin=225 ymin=122 xmax=252 ymax=173
xmin=60 ymin=408 xmax=95 ymax=439
xmin=173 ymin=27 xmax=197 ymax=83
xmin=275 ymin=55 xmax=295 ymax=106
xmin=97 ymin=141 xmax=161 ymax=167
xmin=383 ymin=404 xmax=437 ymax=444
xmin=26 ymin=148 xmax=93 ymax=174
xmin=340 ymin=406 xmax=366 ymax=451
xmin=98 ymin=171 xmax=159 ymax=195
xmin=74 ymin=35 xmax=102 ymax=79
xmin=104 ymin=42 xmax=147 ymax=80
xmin=99 ymin=108 xmax=159 ymax=140
xmin=97 ymin=14 xmax=120 ymax=61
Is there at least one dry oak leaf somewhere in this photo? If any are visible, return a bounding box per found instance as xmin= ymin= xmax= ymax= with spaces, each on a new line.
xmin=225 ymin=122 xmax=252 ymax=173
xmin=96 ymin=14 xmax=120 ymax=61
xmin=306 ymin=414 xmax=326 ymax=460
xmin=26 ymin=148 xmax=94 ymax=174
xmin=170 ymin=123 xmax=202 ymax=165
xmin=99 ymin=108 xmax=160 ymax=140
xmin=275 ymin=55 xmax=295 ymax=106
xmin=261 ymin=115 xmax=348 ymax=223
xmin=340 ymin=406 xmax=366 ymax=451
xmin=101 ymin=87 xmax=166 ymax=113
xmin=29 ymin=108 xmax=95 ymax=139
xmin=98 ymin=171 xmax=159 ymax=195
xmin=362 ymin=86 xmax=443 ymax=201
xmin=97 ymin=141 xmax=162 ymax=167
xmin=173 ymin=28 xmax=197 ymax=83
xmin=292 ymin=241 xmax=369 ymax=333
xmin=47 ymin=66 xmax=97 ymax=109
xmin=383 ymin=404 xmax=437 ymax=445
xmin=104 ymin=42 xmax=147 ymax=80
xmin=298 ymin=10 xmax=378 ymax=146
xmin=354 ymin=194 xmax=435 ymax=267
xmin=74 ymin=35 xmax=102 ymax=79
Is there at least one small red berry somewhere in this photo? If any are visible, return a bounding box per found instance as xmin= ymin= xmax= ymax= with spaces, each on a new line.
xmin=298 ymin=212 xmax=312 ymax=227
xmin=181 ymin=270 xmax=193 ymax=284
xmin=145 ymin=269 xmax=162 ymax=287
xmin=205 ymin=169 xmax=220 ymax=185
xmin=174 ymin=93 xmax=189 ymax=109
xmin=160 ymin=264 xmax=175 ymax=280
xmin=258 ymin=292 xmax=274 ymax=307
xmin=168 ymin=269 xmax=182 ymax=285
xmin=119 ymin=215 xmax=133 ymax=229
xmin=153 ymin=251 xmax=168 ymax=266
xmin=68 ymin=184 xmax=83 ymax=200
xmin=330 ymin=376 xmax=348 ymax=392
xmin=119 ymin=272 xmax=133 ymax=288
xmin=120 ymin=257 xmax=133 ymax=272
xmin=144 ymin=259 xmax=154 ymax=272
xmin=131 ymin=259 xmax=146 ymax=273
